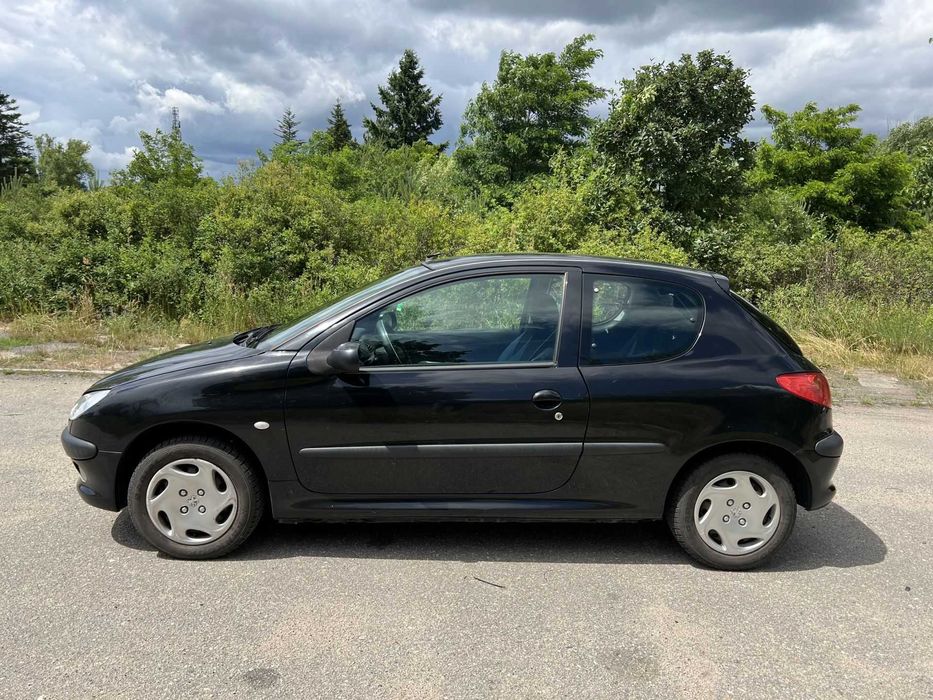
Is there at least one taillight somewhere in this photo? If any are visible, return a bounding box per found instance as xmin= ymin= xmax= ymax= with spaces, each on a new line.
xmin=776 ymin=372 xmax=831 ymax=408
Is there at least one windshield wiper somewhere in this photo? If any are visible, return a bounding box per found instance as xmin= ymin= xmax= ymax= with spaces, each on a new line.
xmin=233 ymin=324 xmax=278 ymax=347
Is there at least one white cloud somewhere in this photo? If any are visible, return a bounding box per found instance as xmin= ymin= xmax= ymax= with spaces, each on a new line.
xmin=89 ymin=144 xmax=137 ymax=171
xmin=134 ymin=83 xmax=225 ymax=119
xmin=15 ymin=97 xmax=42 ymax=125
xmin=211 ymin=73 xmax=283 ymax=116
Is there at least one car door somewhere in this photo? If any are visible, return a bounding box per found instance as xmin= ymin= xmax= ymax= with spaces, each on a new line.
xmin=284 ymin=267 xmax=588 ymax=495
xmin=576 ymin=273 xmax=710 ymax=510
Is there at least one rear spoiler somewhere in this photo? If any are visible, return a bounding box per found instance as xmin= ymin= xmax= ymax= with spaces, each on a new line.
xmin=712 ymin=273 xmax=730 ymax=292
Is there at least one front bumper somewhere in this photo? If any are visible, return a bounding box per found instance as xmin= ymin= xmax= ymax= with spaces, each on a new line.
xmin=798 ymin=429 xmax=844 ymax=510
xmin=61 ymin=427 xmax=122 ymax=511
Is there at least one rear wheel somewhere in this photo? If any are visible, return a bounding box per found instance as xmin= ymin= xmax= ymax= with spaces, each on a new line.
xmin=666 ymin=453 xmax=796 ymax=570
xmin=127 ymin=436 xmax=265 ymax=559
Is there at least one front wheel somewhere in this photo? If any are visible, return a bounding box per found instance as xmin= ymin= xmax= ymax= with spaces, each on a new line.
xmin=666 ymin=453 xmax=797 ymax=570
xmin=127 ymin=436 xmax=265 ymax=559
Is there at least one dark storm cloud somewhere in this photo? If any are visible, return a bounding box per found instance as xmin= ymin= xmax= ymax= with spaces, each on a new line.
xmin=1 ymin=0 xmax=929 ymax=178
xmin=410 ymin=0 xmax=874 ymax=30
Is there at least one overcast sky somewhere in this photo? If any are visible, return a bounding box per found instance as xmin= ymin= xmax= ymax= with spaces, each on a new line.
xmin=2 ymin=0 xmax=931 ymax=178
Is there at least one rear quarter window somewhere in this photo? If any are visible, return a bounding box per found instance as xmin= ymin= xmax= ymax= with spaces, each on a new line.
xmin=582 ymin=275 xmax=705 ymax=365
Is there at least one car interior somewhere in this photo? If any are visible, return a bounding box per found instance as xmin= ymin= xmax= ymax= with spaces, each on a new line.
xmin=584 ymin=278 xmax=703 ymax=364
xmin=351 ymin=275 xmax=563 ymax=366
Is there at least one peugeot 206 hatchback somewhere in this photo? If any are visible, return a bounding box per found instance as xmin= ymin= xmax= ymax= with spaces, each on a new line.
xmin=62 ymin=255 xmax=843 ymax=570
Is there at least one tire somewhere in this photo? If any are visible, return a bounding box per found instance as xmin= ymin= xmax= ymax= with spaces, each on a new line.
xmin=666 ymin=453 xmax=797 ymax=571
xmin=127 ymin=436 xmax=265 ymax=559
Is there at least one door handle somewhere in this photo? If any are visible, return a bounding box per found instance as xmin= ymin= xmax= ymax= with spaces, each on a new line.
xmin=532 ymin=389 xmax=562 ymax=411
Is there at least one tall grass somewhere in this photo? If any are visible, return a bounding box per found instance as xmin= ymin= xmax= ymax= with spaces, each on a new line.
xmin=763 ymin=287 xmax=933 ymax=355
xmin=762 ymin=286 xmax=933 ymax=379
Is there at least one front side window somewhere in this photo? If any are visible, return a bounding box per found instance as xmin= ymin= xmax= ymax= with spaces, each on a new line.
xmin=582 ymin=275 xmax=704 ymax=365
xmin=351 ymin=273 xmax=565 ymax=366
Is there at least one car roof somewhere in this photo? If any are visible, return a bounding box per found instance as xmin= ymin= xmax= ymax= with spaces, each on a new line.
xmin=422 ymin=253 xmax=727 ymax=288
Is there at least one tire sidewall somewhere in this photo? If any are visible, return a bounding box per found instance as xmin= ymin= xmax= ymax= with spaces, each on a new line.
xmin=672 ymin=454 xmax=797 ymax=570
xmin=127 ymin=440 xmax=262 ymax=559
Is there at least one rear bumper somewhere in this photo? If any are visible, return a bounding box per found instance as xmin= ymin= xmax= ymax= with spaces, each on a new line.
xmin=798 ymin=430 xmax=844 ymax=510
xmin=61 ymin=427 xmax=122 ymax=512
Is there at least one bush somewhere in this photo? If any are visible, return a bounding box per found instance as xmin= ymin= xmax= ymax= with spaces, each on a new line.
xmin=0 ymin=137 xmax=930 ymax=375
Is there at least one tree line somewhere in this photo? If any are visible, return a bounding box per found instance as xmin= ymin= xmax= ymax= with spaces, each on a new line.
xmin=0 ymin=36 xmax=931 ymax=360
xmin=3 ymin=37 xmax=931 ymax=232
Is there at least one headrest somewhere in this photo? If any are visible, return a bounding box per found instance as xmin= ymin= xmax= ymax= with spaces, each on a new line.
xmin=525 ymin=294 xmax=560 ymax=325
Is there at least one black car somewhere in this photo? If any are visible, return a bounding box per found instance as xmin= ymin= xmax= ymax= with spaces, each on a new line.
xmin=62 ymin=254 xmax=843 ymax=569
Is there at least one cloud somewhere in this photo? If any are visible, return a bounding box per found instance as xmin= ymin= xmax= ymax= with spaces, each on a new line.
xmin=0 ymin=0 xmax=929 ymax=179
xmin=411 ymin=0 xmax=875 ymax=31
xmin=142 ymin=85 xmax=225 ymax=118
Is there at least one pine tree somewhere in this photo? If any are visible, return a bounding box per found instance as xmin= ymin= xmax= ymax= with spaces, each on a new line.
xmin=275 ymin=107 xmax=301 ymax=144
xmin=0 ymin=92 xmax=35 ymax=181
xmin=326 ymin=100 xmax=354 ymax=150
xmin=363 ymin=50 xmax=442 ymax=147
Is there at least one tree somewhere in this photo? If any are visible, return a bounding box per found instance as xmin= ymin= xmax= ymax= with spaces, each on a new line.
xmin=0 ymin=92 xmax=35 ymax=182
xmin=751 ymin=102 xmax=913 ymax=230
xmin=594 ymin=50 xmax=755 ymax=221
xmin=35 ymin=134 xmax=96 ymax=189
xmin=363 ymin=49 xmax=442 ymax=147
xmin=880 ymin=117 xmax=933 ymax=220
xmin=883 ymin=117 xmax=933 ymax=155
xmin=112 ymin=110 xmax=202 ymax=187
xmin=907 ymin=146 xmax=933 ymax=219
xmin=326 ymin=101 xmax=355 ymax=150
xmin=275 ymin=108 xmax=301 ymax=144
xmin=455 ymin=35 xmax=606 ymax=191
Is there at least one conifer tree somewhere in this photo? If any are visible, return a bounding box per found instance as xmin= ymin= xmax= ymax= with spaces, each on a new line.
xmin=275 ymin=107 xmax=301 ymax=144
xmin=326 ymin=100 xmax=354 ymax=150
xmin=0 ymin=92 xmax=36 ymax=181
xmin=363 ymin=50 xmax=442 ymax=147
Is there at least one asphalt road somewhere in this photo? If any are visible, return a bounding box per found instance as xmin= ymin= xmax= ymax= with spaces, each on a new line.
xmin=0 ymin=373 xmax=930 ymax=699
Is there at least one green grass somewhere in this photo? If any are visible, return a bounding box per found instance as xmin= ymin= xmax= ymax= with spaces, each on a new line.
xmin=761 ymin=288 xmax=933 ymax=380
xmin=0 ymin=336 xmax=33 ymax=350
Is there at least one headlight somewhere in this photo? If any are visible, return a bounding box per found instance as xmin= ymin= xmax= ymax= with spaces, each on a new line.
xmin=69 ymin=390 xmax=110 ymax=420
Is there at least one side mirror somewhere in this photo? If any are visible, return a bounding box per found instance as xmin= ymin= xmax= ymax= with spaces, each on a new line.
xmin=326 ymin=342 xmax=363 ymax=374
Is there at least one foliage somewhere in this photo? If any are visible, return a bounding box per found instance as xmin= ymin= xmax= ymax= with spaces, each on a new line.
xmin=363 ymin=49 xmax=443 ymax=148
xmin=111 ymin=119 xmax=203 ymax=188
xmin=883 ymin=117 xmax=933 ymax=155
xmin=0 ymin=38 xmax=932 ymax=373
xmin=809 ymin=226 xmax=933 ymax=306
xmin=326 ymin=101 xmax=355 ymax=150
xmin=35 ymin=134 xmax=96 ymax=189
xmin=594 ymin=50 xmax=755 ymax=221
xmin=750 ymin=103 xmax=914 ymax=230
xmin=275 ymin=108 xmax=301 ymax=144
xmin=906 ymin=146 xmax=933 ymax=218
xmin=762 ymin=286 xmax=933 ymax=359
xmin=0 ymin=92 xmax=35 ymax=182
xmin=456 ymin=35 xmax=606 ymax=194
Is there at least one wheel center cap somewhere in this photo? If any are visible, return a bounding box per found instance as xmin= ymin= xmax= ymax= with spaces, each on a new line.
xmin=188 ymin=496 xmax=199 ymax=507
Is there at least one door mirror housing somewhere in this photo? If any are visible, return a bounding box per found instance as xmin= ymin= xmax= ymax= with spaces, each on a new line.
xmin=326 ymin=342 xmax=363 ymax=374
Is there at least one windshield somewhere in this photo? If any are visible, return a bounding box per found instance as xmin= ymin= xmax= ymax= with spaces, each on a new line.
xmin=257 ymin=265 xmax=426 ymax=349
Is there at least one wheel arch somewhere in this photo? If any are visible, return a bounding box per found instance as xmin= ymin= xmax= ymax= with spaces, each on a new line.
xmin=665 ymin=440 xmax=811 ymax=512
xmin=115 ymin=422 xmax=266 ymax=509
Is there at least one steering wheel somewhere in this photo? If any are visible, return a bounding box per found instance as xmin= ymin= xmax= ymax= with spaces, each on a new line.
xmin=376 ymin=313 xmax=403 ymax=364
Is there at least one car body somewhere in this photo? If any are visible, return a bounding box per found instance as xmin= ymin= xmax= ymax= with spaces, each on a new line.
xmin=62 ymin=254 xmax=843 ymax=568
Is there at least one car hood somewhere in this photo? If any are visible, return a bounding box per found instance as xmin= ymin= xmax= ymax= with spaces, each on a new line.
xmin=89 ymin=336 xmax=263 ymax=390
